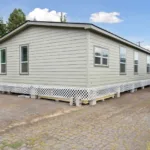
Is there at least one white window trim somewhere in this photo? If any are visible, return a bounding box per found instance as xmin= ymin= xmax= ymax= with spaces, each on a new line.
xmin=20 ymin=45 xmax=29 ymax=75
xmin=134 ymin=51 xmax=138 ymax=74
xmin=120 ymin=46 xmax=126 ymax=75
xmin=0 ymin=48 xmax=6 ymax=75
xmin=94 ymin=46 xmax=109 ymax=67
xmin=147 ymin=55 xmax=150 ymax=74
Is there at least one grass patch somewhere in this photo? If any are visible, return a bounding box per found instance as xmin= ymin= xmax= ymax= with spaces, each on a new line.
xmin=27 ymin=137 xmax=39 ymax=146
xmin=0 ymin=141 xmax=9 ymax=149
xmin=8 ymin=141 xmax=23 ymax=149
xmin=0 ymin=141 xmax=23 ymax=149
xmin=27 ymin=135 xmax=47 ymax=148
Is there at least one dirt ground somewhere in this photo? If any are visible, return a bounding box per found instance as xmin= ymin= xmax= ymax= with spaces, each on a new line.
xmin=0 ymin=94 xmax=72 ymax=131
xmin=1 ymin=88 xmax=150 ymax=150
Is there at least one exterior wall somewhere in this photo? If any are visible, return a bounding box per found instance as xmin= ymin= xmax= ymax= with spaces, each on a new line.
xmin=0 ymin=26 xmax=88 ymax=87
xmin=88 ymin=31 xmax=150 ymax=87
xmin=1 ymin=26 xmax=149 ymax=89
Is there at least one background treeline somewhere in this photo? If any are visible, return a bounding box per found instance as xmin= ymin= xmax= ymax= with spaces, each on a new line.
xmin=0 ymin=8 xmax=26 ymax=37
xmin=0 ymin=8 xmax=67 ymax=37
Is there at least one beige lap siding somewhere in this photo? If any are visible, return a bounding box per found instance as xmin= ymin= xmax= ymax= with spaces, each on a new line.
xmin=0 ymin=26 xmax=87 ymax=87
xmin=88 ymin=31 xmax=149 ymax=87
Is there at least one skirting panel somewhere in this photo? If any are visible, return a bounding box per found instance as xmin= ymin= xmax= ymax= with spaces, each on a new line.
xmin=0 ymin=79 xmax=150 ymax=101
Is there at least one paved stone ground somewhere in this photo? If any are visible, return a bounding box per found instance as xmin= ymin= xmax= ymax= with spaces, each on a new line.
xmin=1 ymin=88 xmax=150 ymax=150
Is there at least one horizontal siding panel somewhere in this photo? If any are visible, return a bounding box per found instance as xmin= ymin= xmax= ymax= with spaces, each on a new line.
xmin=0 ymin=80 xmax=86 ymax=87
xmin=0 ymin=27 xmax=88 ymax=87
xmin=4 ymin=78 xmax=86 ymax=82
xmin=5 ymin=71 xmax=86 ymax=75
xmin=28 ymin=68 xmax=86 ymax=72
xmin=7 ymin=62 xmax=86 ymax=67
xmin=88 ymin=31 xmax=150 ymax=87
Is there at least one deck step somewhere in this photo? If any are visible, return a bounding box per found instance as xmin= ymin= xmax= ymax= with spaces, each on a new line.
xmin=96 ymin=93 xmax=115 ymax=102
xmin=39 ymin=96 xmax=71 ymax=103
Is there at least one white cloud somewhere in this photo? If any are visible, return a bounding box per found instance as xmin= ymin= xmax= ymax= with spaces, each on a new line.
xmin=26 ymin=8 xmax=66 ymax=22
xmin=90 ymin=12 xmax=123 ymax=23
xmin=143 ymin=45 xmax=150 ymax=50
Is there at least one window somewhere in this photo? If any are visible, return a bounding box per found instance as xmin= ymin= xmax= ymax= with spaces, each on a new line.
xmin=0 ymin=49 xmax=6 ymax=74
xmin=147 ymin=55 xmax=150 ymax=73
xmin=94 ymin=46 xmax=108 ymax=66
xmin=20 ymin=45 xmax=29 ymax=74
xmin=134 ymin=52 xmax=138 ymax=74
xmin=120 ymin=47 xmax=126 ymax=74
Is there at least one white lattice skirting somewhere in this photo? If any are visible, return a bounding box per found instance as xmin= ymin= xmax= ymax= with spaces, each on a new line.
xmin=0 ymin=79 xmax=150 ymax=102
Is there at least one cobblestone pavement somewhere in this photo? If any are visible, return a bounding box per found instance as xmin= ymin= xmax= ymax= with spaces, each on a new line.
xmin=1 ymin=88 xmax=150 ymax=150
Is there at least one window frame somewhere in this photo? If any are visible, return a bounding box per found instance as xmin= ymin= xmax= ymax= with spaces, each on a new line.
xmin=147 ymin=55 xmax=150 ymax=74
xmin=119 ymin=46 xmax=127 ymax=75
xmin=134 ymin=51 xmax=138 ymax=75
xmin=94 ymin=46 xmax=109 ymax=67
xmin=0 ymin=48 xmax=7 ymax=75
xmin=19 ymin=44 xmax=29 ymax=75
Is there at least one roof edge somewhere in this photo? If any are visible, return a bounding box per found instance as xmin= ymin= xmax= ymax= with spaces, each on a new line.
xmin=89 ymin=25 xmax=150 ymax=53
xmin=0 ymin=21 xmax=90 ymax=43
xmin=0 ymin=21 xmax=149 ymax=54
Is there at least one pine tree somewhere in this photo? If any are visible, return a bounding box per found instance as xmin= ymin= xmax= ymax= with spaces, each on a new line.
xmin=0 ymin=17 xmax=6 ymax=37
xmin=7 ymin=8 xmax=26 ymax=32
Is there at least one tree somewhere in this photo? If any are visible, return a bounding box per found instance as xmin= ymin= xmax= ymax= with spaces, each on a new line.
xmin=7 ymin=8 xmax=26 ymax=32
xmin=60 ymin=12 xmax=67 ymax=22
xmin=0 ymin=17 xmax=6 ymax=37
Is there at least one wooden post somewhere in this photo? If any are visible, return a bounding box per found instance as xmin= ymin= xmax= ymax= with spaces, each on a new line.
xmin=117 ymin=87 xmax=120 ymax=98
xmin=69 ymin=97 xmax=74 ymax=106
xmin=75 ymin=98 xmax=81 ymax=107
xmin=130 ymin=84 xmax=135 ymax=93
xmin=89 ymin=99 xmax=97 ymax=106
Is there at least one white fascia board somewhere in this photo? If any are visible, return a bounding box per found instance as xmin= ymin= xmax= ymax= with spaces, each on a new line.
xmin=0 ymin=22 xmax=30 ymax=43
xmin=28 ymin=21 xmax=89 ymax=29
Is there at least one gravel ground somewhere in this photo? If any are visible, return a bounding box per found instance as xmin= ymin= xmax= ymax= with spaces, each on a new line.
xmin=0 ymin=94 xmax=71 ymax=131
xmin=1 ymin=88 xmax=150 ymax=150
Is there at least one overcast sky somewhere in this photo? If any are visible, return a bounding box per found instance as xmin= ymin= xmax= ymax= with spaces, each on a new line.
xmin=1 ymin=0 xmax=150 ymax=48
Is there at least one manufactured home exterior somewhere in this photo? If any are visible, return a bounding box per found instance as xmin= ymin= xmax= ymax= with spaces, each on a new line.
xmin=88 ymin=32 xmax=150 ymax=87
xmin=0 ymin=21 xmax=150 ymax=104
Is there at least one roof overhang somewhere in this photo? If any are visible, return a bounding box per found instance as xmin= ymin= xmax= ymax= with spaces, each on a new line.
xmin=0 ymin=21 xmax=149 ymax=54
xmin=89 ymin=25 xmax=150 ymax=54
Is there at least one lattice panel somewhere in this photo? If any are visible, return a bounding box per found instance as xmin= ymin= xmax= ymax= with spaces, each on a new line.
xmin=88 ymin=85 xmax=118 ymax=100
xmin=0 ymin=79 xmax=150 ymax=101
xmin=37 ymin=86 xmax=88 ymax=99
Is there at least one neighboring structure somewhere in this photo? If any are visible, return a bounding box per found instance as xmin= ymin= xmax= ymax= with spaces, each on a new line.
xmin=0 ymin=21 xmax=150 ymax=105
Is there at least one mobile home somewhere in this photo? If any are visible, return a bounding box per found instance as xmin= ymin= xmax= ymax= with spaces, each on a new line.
xmin=0 ymin=21 xmax=150 ymax=105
